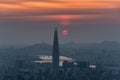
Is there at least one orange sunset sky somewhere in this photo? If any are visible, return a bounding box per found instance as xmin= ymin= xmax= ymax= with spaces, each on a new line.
xmin=0 ymin=0 xmax=120 ymax=21
xmin=0 ymin=0 xmax=120 ymax=45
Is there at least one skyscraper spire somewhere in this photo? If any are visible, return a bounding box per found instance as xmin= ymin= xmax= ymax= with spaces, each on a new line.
xmin=52 ymin=28 xmax=59 ymax=68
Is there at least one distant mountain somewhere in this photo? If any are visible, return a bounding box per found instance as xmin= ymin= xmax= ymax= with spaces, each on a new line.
xmin=1 ymin=41 xmax=120 ymax=67
xmin=61 ymin=41 xmax=120 ymax=50
xmin=84 ymin=41 xmax=120 ymax=50
xmin=1 ymin=41 xmax=120 ymax=55
xmin=23 ymin=43 xmax=51 ymax=50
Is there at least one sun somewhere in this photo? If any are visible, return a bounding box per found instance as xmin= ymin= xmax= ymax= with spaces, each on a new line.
xmin=62 ymin=29 xmax=69 ymax=36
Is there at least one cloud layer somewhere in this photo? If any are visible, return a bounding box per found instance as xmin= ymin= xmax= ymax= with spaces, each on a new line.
xmin=0 ymin=0 xmax=120 ymax=17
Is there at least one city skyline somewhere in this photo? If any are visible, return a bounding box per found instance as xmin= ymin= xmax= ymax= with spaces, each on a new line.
xmin=0 ymin=0 xmax=120 ymax=45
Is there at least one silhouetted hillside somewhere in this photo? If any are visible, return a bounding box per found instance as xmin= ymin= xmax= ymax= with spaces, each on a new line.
xmin=62 ymin=41 xmax=120 ymax=50
xmin=0 ymin=41 xmax=120 ymax=69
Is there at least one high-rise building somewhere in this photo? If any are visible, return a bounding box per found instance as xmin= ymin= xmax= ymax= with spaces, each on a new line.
xmin=52 ymin=28 xmax=59 ymax=68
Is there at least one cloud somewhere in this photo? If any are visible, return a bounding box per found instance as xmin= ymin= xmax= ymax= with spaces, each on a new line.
xmin=0 ymin=0 xmax=66 ymax=4
xmin=0 ymin=0 xmax=120 ymax=23
xmin=0 ymin=8 xmax=120 ymax=17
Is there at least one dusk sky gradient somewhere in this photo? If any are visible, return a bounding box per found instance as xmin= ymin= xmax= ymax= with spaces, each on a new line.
xmin=0 ymin=0 xmax=120 ymax=45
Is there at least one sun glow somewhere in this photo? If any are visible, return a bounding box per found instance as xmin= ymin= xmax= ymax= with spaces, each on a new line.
xmin=61 ymin=16 xmax=71 ymax=26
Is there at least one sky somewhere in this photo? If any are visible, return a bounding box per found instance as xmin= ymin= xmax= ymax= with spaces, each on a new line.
xmin=0 ymin=0 xmax=120 ymax=45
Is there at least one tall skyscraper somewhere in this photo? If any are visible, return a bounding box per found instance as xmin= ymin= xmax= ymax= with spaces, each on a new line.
xmin=52 ymin=28 xmax=59 ymax=68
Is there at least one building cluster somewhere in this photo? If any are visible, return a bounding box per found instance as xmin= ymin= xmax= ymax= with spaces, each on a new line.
xmin=3 ymin=60 xmax=120 ymax=80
